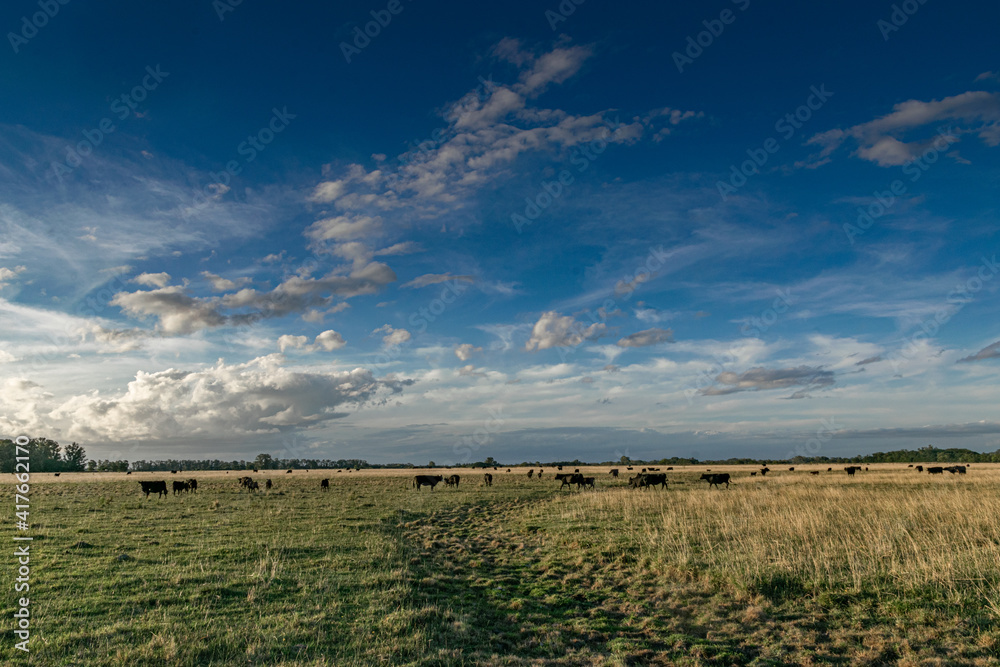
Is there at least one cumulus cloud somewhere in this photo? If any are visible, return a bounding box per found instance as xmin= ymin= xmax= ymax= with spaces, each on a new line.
xmin=807 ymin=91 xmax=1000 ymax=167
xmin=113 ymin=262 xmax=396 ymax=335
xmin=958 ymin=341 xmax=1000 ymax=363
xmin=202 ymin=271 xmax=250 ymax=292
xmin=48 ymin=355 xmax=409 ymax=440
xmin=525 ymin=311 xmax=608 ymax=351
xmin=616 ymin=328 xmax=674 ymax=348
xmin=278 ymin=330 xmax=347 ymax=353
xmin=0 ymin=265 xmax=27 ymax=287
xmin=373 ymin=324 xmax=411 ymax=347
xmin=133 ymin=272 xmax=172 ymax=288
xmin=401 ymin=273 xmax=476 ymax=289
xmin=455 ymin=343 xmax=482 ymax=361
xmin=700 ymin=366 xmax=834 ymax=396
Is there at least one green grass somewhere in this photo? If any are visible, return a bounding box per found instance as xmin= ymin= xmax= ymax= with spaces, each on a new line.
xmin=2 ymin=470 xmax=1000 ymax=665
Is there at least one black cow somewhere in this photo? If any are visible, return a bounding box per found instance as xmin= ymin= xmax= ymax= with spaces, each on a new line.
xmin=908 ymin=464 xmax=913 ymax=467
xmin=265 ymin=479 xmax=272 ymax=490
xmin=810 ymin=471 xmax=819 ymax=476
xmin=187 ymin=479 xmax=198 ymax=492
xmin=253 ymin=468 xmax=259 ymax=473
xmin=555 ymin=473 xmax=576 ymax=489
xmin=321 ymin=478 xmax=330 ymax=491
xmin=759 ymin=467 xmax=769 ymax=476
xmin=139 ymin=481 xmax=168 ymax=498
xmin=609 ymin=469 xmax=619 ymax=478
xmin=639 ymin=473 xmax=668 ymax=490
xmin=626 ymin=466 xmax=633 ymax=470
xmin=944 ymin=465 xmax=967 ymax=474
xmin=445 ymin=474 xmax=461 ymax=487
xmin=53 ymin=472 xmax=60 ymax=477
xmin=413 ymin=475 xmax=443 ymax=490
xmin=557 ymin=466 xmax=563 ymax=471
xmin=483 ymin=473 xmax=493 ymax=486
xmin=845 ymin=466 xmax=861 ymax=476
xmin=927 ymin=467 xmax=944 ymax=475
xmin=915 ymin=465 xmax=923 ymax=472
xmin=577 ymin=476 xmax=595 ymax=490
xmin=172 ymin=480 xmax=190 ymax=495
xmin=538 ymin=469 xmax=544 ymax=478
xmin=248 ymin=481 xmax=259 ymax=492
xmin=507 ymin=469 xmax=511 ymax=473
xmin=126 ymin=471 xmax=131 ymax=475
xmin=527 ymin=469 xmax=534 ymax=478
xmin=827 ymin=467 xmax=832 ymax=472
xmin=286 ymin=469 xmax=292 ymax=474
xmin=170 ymin=470 xmax=178 ymax=474
xmin=701 ymin=473 xmax=730 ymax=489
xmin=666 ymin=466 xmax=673 ymax=471
xmin=788 ymin=467 xmax=795 ymax=471
xmin=238 ymin=476 xmax=253 ymax=489
xmin=750 ymin=472 xmax=757 ymax=476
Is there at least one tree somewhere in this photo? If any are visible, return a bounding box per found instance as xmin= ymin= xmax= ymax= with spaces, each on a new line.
xmin=428 ymin=461 xmax=436 ymax=468
xmin=62 ymin=442 xmax=88 ymax=471
xmin=254 ymin=453 xmax=274 ymax=470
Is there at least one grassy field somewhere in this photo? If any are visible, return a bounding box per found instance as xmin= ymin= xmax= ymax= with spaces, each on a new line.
xmin=2 ymin=465 xmax=1000 ymax=665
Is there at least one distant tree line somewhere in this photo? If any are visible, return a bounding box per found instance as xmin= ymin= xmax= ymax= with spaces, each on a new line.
xmin=5 ymin=438 xmax=1000 ymax=472
xmin=0 ymin=438 xmax=88 ymax=473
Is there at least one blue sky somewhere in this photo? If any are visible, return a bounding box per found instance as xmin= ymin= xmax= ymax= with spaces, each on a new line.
xmin=1 ymin=0 xmax=999 ymax=464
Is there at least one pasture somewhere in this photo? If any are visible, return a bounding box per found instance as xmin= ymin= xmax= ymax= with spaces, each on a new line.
xmin=2 ymin=465 xmax=1000 ymax=665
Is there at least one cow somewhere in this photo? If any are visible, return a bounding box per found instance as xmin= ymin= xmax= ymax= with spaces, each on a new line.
xmin=628 ymin=474 xmax=643 ymax=488
xmin=248 ymin=481 xmax=259 ymax=492
xmin=170 ymin=470 xmax=178 ymax=474
xmin=126 ymin=471 xmax=131 ymax=475
xmin=527 ymin=469 xmax=534 ymax=478
xmin=556 ymin=473 xmax=576 ymax=489
xmin=483 ymin=473 xmax=493 ymax=487
xmin=538 ymin=469 xmax=544 ymax=478
xmin=845 ymin=466 xmax=861 ymax=476
xmin=666 ymin=467 xmax=673 ymax=471
xmin=915 ymin=465 xmax=923 ymax=472
xmin=53 ymin=472 xmax=60 ymax=477
xmin=626 ymin=466 xmax=633 ymax=471
xmin=908 ymin=464 xmax=913 ymax=467
xmin=639 ymin=473 xmax=668 ymax=490
xmin=648 ymin=468 xmax=659 ymax=472
xmin=507 ymin=469 xmax=511 ymax=473
xmin=750 ymin=472 xmax=757 ymax=476
xmin=641 ymin=468 xmax=647 ymax=473
xmin=238 ymin=476 xmax=253 ymax=489
xmin=187 ymin=479 xmax=198 ymax=492
xmin=577 ymin=476 xmax=596 ymax=490
xmin=172 ymin=480 xmax=190 ymax=495
xmin=944 ymin=466 xmax=966 ymax=474
xmin=139 ymin=481 xmax=168 ymax=498
xmin=574 ymin=468 xmax=580 ymax=473
xmin=759 ymin=467 xmax=769 ymax=476
xmin=827 ymin=467 xmax=832 ymax=472
xmin=445 ymin=474 xmax=461 ymax=488
xmin=286 ymin=469 xmax=292 ymax=474
xmin=700 ymin=473 xmax=730 ymax=489
xmin=788 ymin=467 xmax=795 ymax=471
xmin=265 ymin=479 xmax=272 ymax=490
xmin=321 ymin=478 xmax=330 ymax=491
xmin=864 ymin=467 xmax=869 ymax=471
xmin=810 ymin=471 xmax=819 ymax=476
xmin=609 ymin=469 xmax=619 ymax=478
xmin=413 ymin=475 xmax=443 ymax=490
xmin=253 ymin=468 xmax=259 ymax=473
xmin=927 ymin=467 xmax=944 ymax=475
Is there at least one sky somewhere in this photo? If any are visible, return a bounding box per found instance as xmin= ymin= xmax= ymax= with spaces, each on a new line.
xmin=1 ymin=0 xmax=999 ymax=465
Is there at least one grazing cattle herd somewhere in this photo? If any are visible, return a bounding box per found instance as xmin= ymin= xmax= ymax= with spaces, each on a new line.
xmin=130 ymin=462 xmax=981 ymax=499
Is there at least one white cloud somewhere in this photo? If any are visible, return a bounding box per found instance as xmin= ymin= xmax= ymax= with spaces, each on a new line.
xmin=46 ymin=355 xmax=409 ymax=441
xmin=201 ymin=271 xmax=250 ymax=292
xmin=132 ymin=272 xmax=172 ymax=288
xmin=807 ymin=91 xmax=1000 ymax=166
xmin=617 ymin=328 xmax=674 ymax=348
xmin=0 ymin=265 xmax=26 ymax=288
xmin=402 ymin=273 xmax=476 ymax=289
xmin=373 ymin=324 xmax=411 ymax=347
xmin=455 ymin=343 xmax=482 ymax=361
xmin=525 ymin=311 xmax=608 ymax=351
